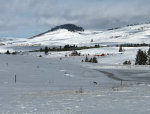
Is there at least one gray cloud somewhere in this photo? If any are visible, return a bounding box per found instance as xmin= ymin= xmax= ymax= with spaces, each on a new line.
xmin=0 ymin=0 xmax=150 ymax=37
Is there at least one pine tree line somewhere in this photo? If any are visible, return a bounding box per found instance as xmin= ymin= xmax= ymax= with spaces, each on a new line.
xmin=38 ymin=45 xmax=101 ymax=54
xmin=117 ymin=43 xmax=150 ymax=47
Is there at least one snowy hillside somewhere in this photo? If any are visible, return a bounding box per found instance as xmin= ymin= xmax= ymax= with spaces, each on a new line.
xmin=1 ymin=23 xmax=150 ymax=48
xmin=0 ymin=23 xmax=150 ymax=65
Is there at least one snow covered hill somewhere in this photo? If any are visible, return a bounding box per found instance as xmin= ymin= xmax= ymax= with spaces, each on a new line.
xmin=1 ymin=23 xmax=150 ymax=48
xmin=1 ymin=23 xmax=150 ymax=65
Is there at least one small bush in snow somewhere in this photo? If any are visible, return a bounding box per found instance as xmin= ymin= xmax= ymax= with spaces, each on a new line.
xmin=39 ymin=55 xmax=42 ymax=57
xmin=76 ymin=87 xmax=83 ymax=94
xmin=69 ymin=50 xmax=81 ymax=56
xmin=12 ymin=52 xmax=17 ymax=55
xmin=123 ymin=60 xmax=131 ymax=65
xmin=93 ymin=81 xmax=98 ymax=85
xmin=79 ymin=87 xmax=83 ymax=93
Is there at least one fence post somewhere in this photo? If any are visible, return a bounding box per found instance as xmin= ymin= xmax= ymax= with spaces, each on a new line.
xmin=15 ymin=75 xmax=16 ymax=84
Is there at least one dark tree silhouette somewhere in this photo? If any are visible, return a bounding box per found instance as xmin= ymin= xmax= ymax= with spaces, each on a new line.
xmin=135 ymin=49 xmax=148 ymax=65
xmin=44 ymin=46 xmax=49 ymax=55
xmin=5 ymin=50 xmax=10 ymax=54
xmin=119 ymin=45 xmax=123 ymax=52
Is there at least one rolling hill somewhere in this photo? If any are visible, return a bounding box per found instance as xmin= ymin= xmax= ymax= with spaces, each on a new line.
xmin=1 ymin=23 xmax=150 ymax=48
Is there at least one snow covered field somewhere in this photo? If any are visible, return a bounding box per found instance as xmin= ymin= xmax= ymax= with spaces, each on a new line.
xmin=0 ymin=54 xmax=150 ymax=114
xmin=1 ymin=23 xmax=150 ymax=113
xmin=26 ymin=46 xmax=149 ymax=65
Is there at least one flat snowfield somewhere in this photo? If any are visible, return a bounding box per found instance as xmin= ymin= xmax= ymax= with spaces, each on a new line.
xmin=0 ymin=54 xmax=150 ymax=114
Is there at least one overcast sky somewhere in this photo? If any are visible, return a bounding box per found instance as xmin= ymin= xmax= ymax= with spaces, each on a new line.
xmin=0 ymin=0 xmax=150 ymax=38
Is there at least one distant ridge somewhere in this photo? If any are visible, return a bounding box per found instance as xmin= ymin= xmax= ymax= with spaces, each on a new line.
xmin=29 ymin=24 xmax=84 ymax=39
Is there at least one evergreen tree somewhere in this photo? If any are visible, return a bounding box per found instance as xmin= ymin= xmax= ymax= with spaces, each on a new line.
xmin=44 ymin=46 xmax=49 ymax=55
xmin=6 ymin=50 xmax=10 ymax=54
xmin=119 ymin=45 xmax=123 ymax=52
xmin=123 ymin=61 xmax=128 ymax=65
xmin=135 ymin=49 xmax=148 ymax=65
xmin=85 ymin=56 xmax=89 ymax=62
xmin=93 ymin=57 xmax=98 ymax=63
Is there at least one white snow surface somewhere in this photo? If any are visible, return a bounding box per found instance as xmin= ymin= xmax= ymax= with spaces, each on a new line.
xmin=0 ymin=54 xmax=150 ymax=114
xmin=0 ymin=23 xmax=150 ymax=113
